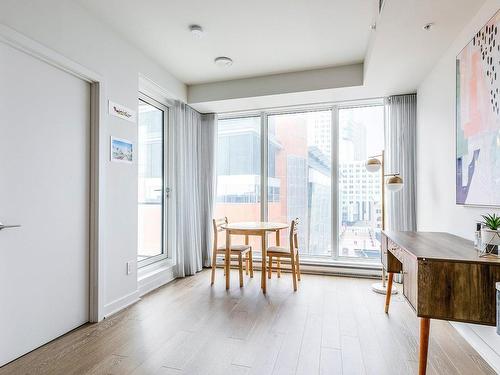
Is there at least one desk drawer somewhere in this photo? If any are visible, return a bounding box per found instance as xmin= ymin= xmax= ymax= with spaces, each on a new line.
xmin=385 ymin=237 xmax=403 ymax=273
xmin=388 ymin=239 xmax=405 ymax=263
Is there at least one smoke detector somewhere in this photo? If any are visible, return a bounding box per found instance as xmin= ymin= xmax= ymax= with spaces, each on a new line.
xmin=214 ymin=56 xmax=233 ymax=67
xmin=189 ymin=24 xmax=204 ymax=37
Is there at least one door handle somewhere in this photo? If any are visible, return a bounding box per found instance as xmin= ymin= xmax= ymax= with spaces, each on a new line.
xmin=154 ymin=188 xmax=170 ymax=198
xmin=0 ymin=222 xmax=21 ymax=231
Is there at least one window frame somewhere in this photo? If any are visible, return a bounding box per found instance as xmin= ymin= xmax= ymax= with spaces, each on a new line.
xmin=137 ymin=92 xmax=170 ymax=268
xmin=217 ymin=98 xmax=385 ymax=267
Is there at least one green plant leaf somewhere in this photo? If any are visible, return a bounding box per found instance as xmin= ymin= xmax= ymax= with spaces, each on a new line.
xmin=481 ymin=213 xmax=500 ymax=230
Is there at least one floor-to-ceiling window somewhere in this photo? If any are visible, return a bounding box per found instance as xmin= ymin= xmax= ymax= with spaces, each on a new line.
xmin=215 ymin=116 xmax=261 ymax=246
xmin=137 ymin=95 xmax=168 ymax=267
xmin=338 ymin=105 xmax=384 ymax=261
xmin=216 ymin=101 xmax=384 ymax=266
xmin=267 ymin=110 xmax=332 ymax=257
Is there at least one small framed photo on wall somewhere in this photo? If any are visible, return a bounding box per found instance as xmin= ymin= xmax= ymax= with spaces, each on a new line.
xmin=110 ymin=137 xmax=133 ymax=164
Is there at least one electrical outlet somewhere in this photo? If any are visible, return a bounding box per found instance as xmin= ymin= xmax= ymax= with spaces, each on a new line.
xmin=126 ymin=261 xmax=134 ymax=275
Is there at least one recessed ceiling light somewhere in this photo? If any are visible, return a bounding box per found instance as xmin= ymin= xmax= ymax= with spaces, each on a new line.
xmin=189 ymin=24 xmax=204 ymax=37
xmin=423 ymin=23 xmax=434 ymax=31
xmin=214 ymin=56 xmax=233 ymax=67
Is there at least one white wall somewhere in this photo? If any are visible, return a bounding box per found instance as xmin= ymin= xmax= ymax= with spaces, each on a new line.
xmin=417 ymin=0 xmax=500 ymax=370
xmin=188 ymin=63 xmax=363 ymax=104
xmin=0 ymin=0 xmax=186 ymax=315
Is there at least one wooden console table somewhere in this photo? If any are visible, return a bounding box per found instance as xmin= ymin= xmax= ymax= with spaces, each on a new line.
xmin=382 ymin=231 xmax=500 ymax=375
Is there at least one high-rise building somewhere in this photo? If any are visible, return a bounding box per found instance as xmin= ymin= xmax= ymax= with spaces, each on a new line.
xmin=216 ymin=110 xmax=381 ymax=259
xmin=310 ymin=111 xmax=332 ymax=158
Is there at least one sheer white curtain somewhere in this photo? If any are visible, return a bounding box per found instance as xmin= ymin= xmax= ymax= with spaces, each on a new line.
xmin=385 ymin=94 xmax=417 ymax=231
xmin=199 ymin=113 xmax=217 ymax=268
xmin=171 ymin=101 xmax=217 ymax=277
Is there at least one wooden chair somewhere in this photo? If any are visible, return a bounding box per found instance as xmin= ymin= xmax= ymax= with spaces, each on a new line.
xmin=266 ymin=218 xmax=301 ymax=291
xmin=211 ymin=217 xmax=253 ymax=287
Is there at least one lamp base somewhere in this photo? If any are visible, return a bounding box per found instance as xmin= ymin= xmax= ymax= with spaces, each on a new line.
xmin=371 ymin=282 xmax=398 ymax=295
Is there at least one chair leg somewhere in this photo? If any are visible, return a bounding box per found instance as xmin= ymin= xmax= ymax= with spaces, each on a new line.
xmin=249 ymin=249 xmax=254 ymax=278
xmin=295 ymin=252 xmax=301 ymax=281
xmin=268 ymin=256 xmax=273 ymax=279
xmin=290 ymin=255 xmax=298 ymax=292
xmin=277 ymin=257 xmax=281 ymax=278
xmin=238 ymin=254 xmax=244 ymax=287
xmin=245 ymin=235 xmax=250 ymax=276
xmin=211 ymin=250 xmax=217 ymax=285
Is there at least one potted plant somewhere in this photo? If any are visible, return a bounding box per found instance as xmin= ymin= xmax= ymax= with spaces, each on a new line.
xmin=481 ymin=213 xmax=500 ymax=246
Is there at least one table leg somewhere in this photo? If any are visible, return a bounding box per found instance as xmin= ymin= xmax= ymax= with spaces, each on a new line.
xmin=419 ymin=318 xmax=431 ymax=375
xmin=385 ymin=272 xmax=394 ymax=313
xmin=225 ymin=230 xmax=231 ymax=290
xmin=261 ymin=233 xmax=267 ymax=293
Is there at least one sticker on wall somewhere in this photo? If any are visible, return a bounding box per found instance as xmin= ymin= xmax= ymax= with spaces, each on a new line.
xmin=108 ymin=100 xmax=136 ymax=123
xmin=110 ymin=137 xmax=133 ymax=164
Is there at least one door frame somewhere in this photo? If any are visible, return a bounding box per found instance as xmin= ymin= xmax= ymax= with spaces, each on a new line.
xmin=137 ymin=92 xmax=170 ymax=268
xmin=0 ymin=24 xmax=105 ymax=322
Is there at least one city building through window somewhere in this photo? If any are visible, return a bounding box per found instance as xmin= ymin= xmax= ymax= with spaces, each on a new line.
xmin=215 ymin=102 xmax=384 ymax=264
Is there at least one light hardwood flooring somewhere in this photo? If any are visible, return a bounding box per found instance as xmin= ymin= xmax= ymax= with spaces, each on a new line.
xmin=0 ymin=270 xmax=496 ymax=375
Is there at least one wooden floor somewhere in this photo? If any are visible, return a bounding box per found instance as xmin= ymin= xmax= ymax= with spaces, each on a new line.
xmin=1 ymin=270 xmax=496 ymax=375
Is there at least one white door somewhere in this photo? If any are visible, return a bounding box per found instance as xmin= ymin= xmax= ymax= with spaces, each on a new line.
xmin=0 ymin=42 xmax=90 ymax=366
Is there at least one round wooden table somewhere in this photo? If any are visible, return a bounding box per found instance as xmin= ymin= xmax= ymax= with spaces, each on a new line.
xmin=221 ymin=222 xmax=289 ymax=293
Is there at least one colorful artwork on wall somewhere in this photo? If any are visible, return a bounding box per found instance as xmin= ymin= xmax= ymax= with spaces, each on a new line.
xmin=456 ymin=9 xmax=500 ymax=206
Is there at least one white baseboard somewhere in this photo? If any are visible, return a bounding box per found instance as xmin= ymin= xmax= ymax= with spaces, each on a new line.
xmin=102 ymin=264 xmax=175 ymax=319
xmin=451 ymin=322 xmax=500 ymax=373
xmin=103 ymin=290 xmax=140 ymax=318
xmin=222 ymin=259 xmax=381 ymax=279
xmin=298 ymin=263 xmax=381 ymax=278
xmin=138 ymin=261 xmax=176 ymax=297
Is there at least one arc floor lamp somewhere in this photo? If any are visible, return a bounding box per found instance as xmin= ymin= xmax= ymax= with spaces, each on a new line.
xmin=366 ymin=150 xmax=403 ymax=294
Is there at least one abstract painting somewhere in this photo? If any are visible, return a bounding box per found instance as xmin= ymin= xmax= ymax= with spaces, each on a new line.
xmin=456 ymin=9 xmax=500 ymax=206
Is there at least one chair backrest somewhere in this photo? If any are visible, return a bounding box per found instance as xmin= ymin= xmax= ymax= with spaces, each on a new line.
xmin=289 ymin=218 xmax=299 ymax=252
xmin=212 ymin=217 xmax=228 ymax=250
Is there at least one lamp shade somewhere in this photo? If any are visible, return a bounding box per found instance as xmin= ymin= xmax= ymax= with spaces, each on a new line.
xmin=386 ymin=175 xmax=403 ymax=192
xmin=366 ymin=158 xmax=382 ymax=172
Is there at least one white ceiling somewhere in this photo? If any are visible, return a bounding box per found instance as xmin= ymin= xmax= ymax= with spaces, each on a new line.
xmin=78 ymin=0 xmax=486 ymax=113
xmin=188 ymin=0 xmax=487 ymax=112
xmin=363 ymin=0 xmax=486 ymax=96
xmin=78 ymin=0 xmax=378 ymax=85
